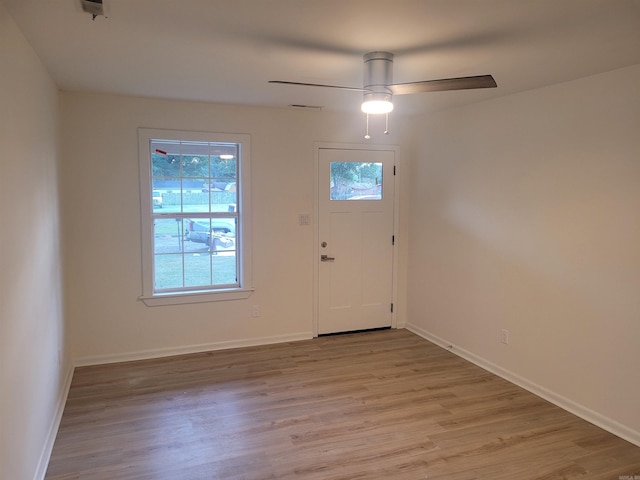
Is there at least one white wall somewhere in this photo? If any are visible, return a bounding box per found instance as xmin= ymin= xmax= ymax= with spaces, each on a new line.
xmin=60 ymin=93 xmax=409 ymax=363
xmin=0 ymin=3 xmax=70 ymax=479
xmin=406 ymin=64 xmax=640 ymax=443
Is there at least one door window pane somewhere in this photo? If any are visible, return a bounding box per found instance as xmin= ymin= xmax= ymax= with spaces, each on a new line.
xmin=330 ymin=162 xmax=382 ymax=200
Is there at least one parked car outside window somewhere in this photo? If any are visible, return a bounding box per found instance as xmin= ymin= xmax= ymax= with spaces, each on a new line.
xmin=152 ymin=190 xmax=163 ymax=208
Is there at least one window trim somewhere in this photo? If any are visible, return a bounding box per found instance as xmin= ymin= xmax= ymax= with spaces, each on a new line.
xmin=138 ymin=128 xmax=253 ymax=306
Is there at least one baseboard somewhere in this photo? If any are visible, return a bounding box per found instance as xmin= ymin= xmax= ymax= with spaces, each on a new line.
xmin=405 ymin=323 xmax=640 ymax=448
xmin=33 ymin=362 xmax=74 ymax=480
xmin=74 ymin=331 xmax=314 ymax=367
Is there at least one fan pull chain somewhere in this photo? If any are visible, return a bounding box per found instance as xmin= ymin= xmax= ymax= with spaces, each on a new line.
xmin=364 ymin=112 xmax=391 ymax=139
xmin=364 ymin=113 xmax=371 ymax=139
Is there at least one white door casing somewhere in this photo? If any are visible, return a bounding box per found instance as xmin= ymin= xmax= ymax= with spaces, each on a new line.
xmin=317 ymin=147 xmax=396 ymax=335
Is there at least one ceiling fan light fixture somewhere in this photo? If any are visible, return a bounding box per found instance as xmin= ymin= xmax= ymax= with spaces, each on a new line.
xmin=361 ymin=94 xmax=394 ymax=114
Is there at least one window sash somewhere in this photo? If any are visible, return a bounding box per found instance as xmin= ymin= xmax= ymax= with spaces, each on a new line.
xmin=152 ymin=213 xmax=240 ymax=293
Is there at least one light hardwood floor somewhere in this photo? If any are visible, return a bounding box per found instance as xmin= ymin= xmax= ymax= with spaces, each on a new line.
xmin=46 ymin=329 xmax=640 ymax=479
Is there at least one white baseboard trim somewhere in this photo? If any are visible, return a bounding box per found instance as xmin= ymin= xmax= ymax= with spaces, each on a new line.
xmin=74 ymin=331 xmax=315 ymax=367
xmin=34 ymin=363 xmax=74 ymax=480
xmin=405 ymin=323 xmax=640 ymax=448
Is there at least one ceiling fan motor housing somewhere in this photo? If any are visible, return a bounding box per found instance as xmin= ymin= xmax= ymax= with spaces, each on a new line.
xmin=363 ymin=51 xmax=394 ymax=105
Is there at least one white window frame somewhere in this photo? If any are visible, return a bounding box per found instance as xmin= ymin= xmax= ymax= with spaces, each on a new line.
xmin=138 ymin=128 xmax=253 ymax=306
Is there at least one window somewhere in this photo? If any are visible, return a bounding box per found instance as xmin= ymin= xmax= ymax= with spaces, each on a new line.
xmin=138 ymin=129 xmax=252 ymax=306
xmin=330 ymin=162 xmax=383 ymax=200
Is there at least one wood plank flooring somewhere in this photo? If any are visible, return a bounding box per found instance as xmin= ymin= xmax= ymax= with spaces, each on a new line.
xmin=45 ymin=329 xmax=640 ymax=479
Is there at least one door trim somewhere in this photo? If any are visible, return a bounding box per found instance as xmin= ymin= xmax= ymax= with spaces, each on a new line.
xmin=313 ymin=142 xmax=401 ymax=337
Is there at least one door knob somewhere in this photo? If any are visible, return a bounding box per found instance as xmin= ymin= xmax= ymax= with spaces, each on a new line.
xmin=321 ymin=254 xmax=335 ymax=262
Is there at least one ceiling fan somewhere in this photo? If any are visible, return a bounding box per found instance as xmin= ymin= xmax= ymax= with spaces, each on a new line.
xmin=269 ymin=51 xmax=497 ymax=138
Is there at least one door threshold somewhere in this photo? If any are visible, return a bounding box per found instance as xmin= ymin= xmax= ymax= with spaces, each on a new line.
xmin=318 ymin=326 xmax=392 ymax=337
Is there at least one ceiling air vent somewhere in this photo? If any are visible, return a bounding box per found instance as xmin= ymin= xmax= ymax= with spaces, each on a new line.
xmin=80 ymin=0 xmax=106 ymax=19
xmin=288 ymin=104 xmax=322 ymax=111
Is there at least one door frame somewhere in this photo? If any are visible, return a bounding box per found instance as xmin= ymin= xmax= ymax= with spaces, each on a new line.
xmin=313 ymin=142 xmax=401 ymax=337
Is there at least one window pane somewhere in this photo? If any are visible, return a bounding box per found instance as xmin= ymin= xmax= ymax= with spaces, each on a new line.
xmin=181 ymin=154 xmax=210 ymax=178
xmin=182 ymin=252 xmax=238 ymax=287
xmin=213 ymin=253 xmax=238 ymax=285
xmin=211 ymin=217 xmax=236 ymax=255
xmin=183 ymin=217 xmax=236 ymax=252
xmin=154 ymin=218 xmax=184 ymax=254
xmin=154 ymin=254 xmax=184 ymax=290
xmin=152 ymin=179 xmax=178 ymax=211
xmin=209 ymin=183 xmax=237 ymax=212
xmin=184 ymin=253 xmax=212 ymax=288
xmin=183 ymin=218 xmax=211 ymax=250
xmin=209 ymin=156 xmax=237 ymax=211
xmin=151 ymin=141 xmax=181 ymax=177
xmin=211 ymin=156 xmax=237 ymax=179
xmin=330 ymin=162 xmax=382 ymax=200
xmin=182 ymin=178 xmax=211 ymax=213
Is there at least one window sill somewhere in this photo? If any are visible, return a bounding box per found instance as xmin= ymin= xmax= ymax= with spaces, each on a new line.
xmin=139 ymin=288 xmax=254 ymax=307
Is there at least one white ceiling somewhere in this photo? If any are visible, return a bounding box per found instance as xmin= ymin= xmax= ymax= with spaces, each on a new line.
xmin=5 ymin=0 xmax=640 ymax=115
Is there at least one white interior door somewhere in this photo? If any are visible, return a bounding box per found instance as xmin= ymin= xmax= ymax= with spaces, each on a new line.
xmin=318 ymin=147 xmax=395 ymax=335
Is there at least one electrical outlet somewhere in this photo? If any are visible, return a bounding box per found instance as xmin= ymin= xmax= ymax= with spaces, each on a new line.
xmin=501 ymin=329 xmax=510 ymax=345
xmin=252 ymin=305 xmax=261 ymax=317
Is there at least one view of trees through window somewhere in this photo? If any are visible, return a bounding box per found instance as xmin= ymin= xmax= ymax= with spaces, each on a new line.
xmin=330 ymin=162 xmax=383 ymax=200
